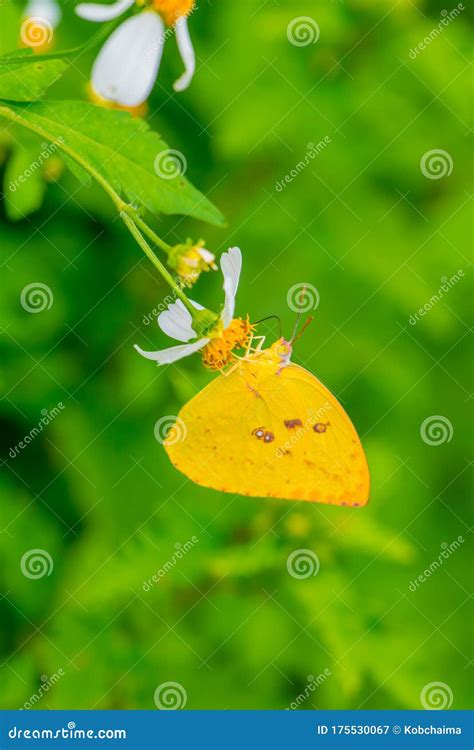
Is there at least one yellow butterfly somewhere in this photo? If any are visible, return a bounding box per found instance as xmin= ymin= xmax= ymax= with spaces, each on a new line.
xmin=165 ymin=336 xmax=370 ymax=507
xmin=134 ymin=247 xmax=369 ymax=506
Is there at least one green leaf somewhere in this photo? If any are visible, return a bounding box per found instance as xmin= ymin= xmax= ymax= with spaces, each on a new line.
xmin=0 ymin=58 xmax=67 ymax=101
xmin=3 ymin=136 xmax=47 ymax=221
xmin=0 ymin=100 xmax=225 ymax=226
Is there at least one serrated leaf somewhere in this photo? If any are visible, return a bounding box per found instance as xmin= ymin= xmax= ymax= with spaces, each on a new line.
xmin=0 ymin=58 xmax=67 ymax=101
xmin=1 ymin=101 xmax=225 ymax=226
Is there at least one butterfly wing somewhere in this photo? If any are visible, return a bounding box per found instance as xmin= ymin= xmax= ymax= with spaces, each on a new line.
xmin=165 ymin=358 xmax=370 ymax=506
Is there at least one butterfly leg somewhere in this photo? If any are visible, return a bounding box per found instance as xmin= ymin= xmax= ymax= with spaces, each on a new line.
xmin=250 ymin=336 xmax=266 ymax=354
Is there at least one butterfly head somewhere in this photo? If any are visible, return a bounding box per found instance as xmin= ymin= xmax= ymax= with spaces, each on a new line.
xmin=267 ymin=338 xmax=292 ymax=369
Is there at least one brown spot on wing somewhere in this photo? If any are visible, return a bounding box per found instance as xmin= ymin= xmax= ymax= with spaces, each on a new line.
xmin=284 ymin=419 xmax=303 ymax=429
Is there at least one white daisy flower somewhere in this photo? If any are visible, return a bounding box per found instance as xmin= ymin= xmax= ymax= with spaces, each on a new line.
xmin=75 ymin=0 xmax=196 ymax=107
xmin=24 ymin=0 xmax=62 ymax=26
xmin=134 ymin=247 xmax=253 ymax=369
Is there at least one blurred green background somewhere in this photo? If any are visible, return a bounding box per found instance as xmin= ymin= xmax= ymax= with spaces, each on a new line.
xmin=0 ymin=0 xmax=472 ymax=710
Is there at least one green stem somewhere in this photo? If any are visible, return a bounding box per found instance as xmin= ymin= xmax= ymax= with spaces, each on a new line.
xmin=0 ymin=103 xmax=196 ymax=317
xmin=0 ymin=19 xmax=122 ymax=65
xmin=120 ymin=212 xmax=196 ymax=316
xmin=133 ymin=214 xmax=172 ymax=255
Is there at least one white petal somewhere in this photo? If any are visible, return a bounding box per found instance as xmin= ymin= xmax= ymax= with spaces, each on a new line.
xmin=24 ymin=0 xmax=62 ymax=26
xmin=198 ymin=247 xmax=215 ymax=264
xmin=220 ymin=247 xmax=242 ymax=328
xmin=158 ymin=299 xmax=204 ymax=342
xmin=75 ymin=0 xmax=134 ymax=22
xmin=173 ymin=17 xmax=195 ymax=92
xmin=134 ymin=338 xmax=209 ymax=364
xmin=91 ymin=12 xmax=165 ymax=107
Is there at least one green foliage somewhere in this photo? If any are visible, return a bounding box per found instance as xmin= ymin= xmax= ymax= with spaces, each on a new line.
xmin=2 ymin=101 xmax=225 ymax=225
xmin=0 ymin=58 xmax=67 ymax=101
xmin=0 ymin=0 xmax=472 ymax=713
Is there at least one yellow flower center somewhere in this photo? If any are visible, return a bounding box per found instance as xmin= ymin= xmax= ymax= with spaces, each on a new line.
xmin=87 ymin=83 xmax=148 ymax=117
xmin=202 ymin=318 xmax=254 ymax=370
xmin=174 ymin=242 xmax=216 ymax=287
xmin=152 ymin=0 xmax=194 ymax=26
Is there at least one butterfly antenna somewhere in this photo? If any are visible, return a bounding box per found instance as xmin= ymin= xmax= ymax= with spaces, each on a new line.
xmin=291 ymin=316 xmax=314 ymax=345
xmin=253 ymin=315 xmax=282 ymax=338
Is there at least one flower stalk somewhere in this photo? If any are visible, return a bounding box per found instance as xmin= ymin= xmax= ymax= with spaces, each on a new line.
xmin=0 ymin=103 xmax=216 ymax=332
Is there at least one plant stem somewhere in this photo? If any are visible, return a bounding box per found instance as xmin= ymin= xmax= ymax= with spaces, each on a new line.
xmin=0 ymin=104 xmax=197 ymax=318
xmin=120 ymin=212 xmax=195 ymax=316
xmin=133 ymin=214 xmax=172 ymax=255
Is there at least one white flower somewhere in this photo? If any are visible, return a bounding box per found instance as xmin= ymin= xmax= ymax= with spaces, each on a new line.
xmin=134 ymin=247 xmax=243 ymax=365
xmin=75 ymin=0 xmax=196 ymax=107
xmin=24 ymin=0 xmax=62 ymax=27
